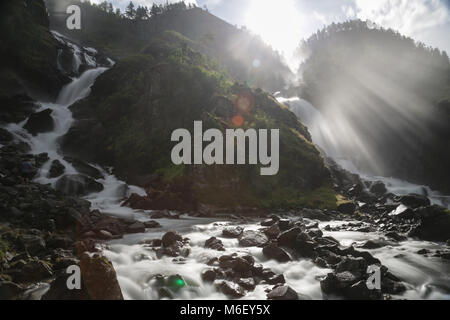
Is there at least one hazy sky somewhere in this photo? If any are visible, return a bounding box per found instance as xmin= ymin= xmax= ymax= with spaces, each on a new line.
xmin=91 ymin=0 xmax=450 ymax=65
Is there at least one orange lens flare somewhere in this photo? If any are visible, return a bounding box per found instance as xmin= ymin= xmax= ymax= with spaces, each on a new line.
xmin=232 ymin=114 xmax=244 ymax=127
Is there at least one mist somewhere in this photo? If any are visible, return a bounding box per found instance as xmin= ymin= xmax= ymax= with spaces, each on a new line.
xmin=294 ymin=20 xmax=450 ymax=193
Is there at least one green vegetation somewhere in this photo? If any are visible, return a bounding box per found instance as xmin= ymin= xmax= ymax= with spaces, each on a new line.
xmin=66 ymin=31 xmax=335 ymax=209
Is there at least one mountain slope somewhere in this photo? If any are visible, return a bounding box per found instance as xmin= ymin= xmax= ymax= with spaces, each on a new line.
xmin=44 ymin=0 xmax=292 ymax=93
xmin=62 ymin=31 xmax=335 ymax=210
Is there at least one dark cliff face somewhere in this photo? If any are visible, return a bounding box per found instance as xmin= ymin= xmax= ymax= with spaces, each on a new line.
xmin=0 ymin=0 xmax=68 ymax=101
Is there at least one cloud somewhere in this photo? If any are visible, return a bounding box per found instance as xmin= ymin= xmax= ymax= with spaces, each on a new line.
xmin=347 ymin=0 xmax=450 ymax=36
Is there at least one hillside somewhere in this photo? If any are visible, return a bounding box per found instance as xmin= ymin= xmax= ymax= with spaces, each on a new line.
xmin=44 ymin=0 xmax=292 ymax=93
xmin=62 ymin=30 xmax=335 ymax=210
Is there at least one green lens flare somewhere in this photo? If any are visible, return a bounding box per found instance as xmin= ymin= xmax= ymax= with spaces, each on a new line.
xmin=175 ymin=278 xmax=185 ymax=287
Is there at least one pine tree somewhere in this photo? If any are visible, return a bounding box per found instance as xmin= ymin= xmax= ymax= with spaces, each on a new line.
xmin=125 ymin=1 xmax=136 ymax=19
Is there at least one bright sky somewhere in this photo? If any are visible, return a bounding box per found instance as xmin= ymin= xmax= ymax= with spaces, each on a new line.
xmin=92 ymin=0 xmax=450 ymax=68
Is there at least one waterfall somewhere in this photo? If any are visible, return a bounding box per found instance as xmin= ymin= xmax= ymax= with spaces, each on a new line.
xmin=277 ymin=96 xmax=450 ymax=209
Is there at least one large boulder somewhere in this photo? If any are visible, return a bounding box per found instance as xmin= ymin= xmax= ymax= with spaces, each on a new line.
xmin=216 ymin=281 xmax=245 ymax=298
xmin=337 ymin=202 xmax=357 ymax=214
xmin=262 ymin=243 xmax=291 ymax=262
xmin=162 ymin=231 xmax=183 ymax=247
xmin=238 ymin=230 xmax=268 ymax=247
xmin=63 ymin=157 xmax=104 ymax=179
xmin=48 ymin=159 xmax=65 ymax=178
xmin=78 ymin=255 xmax=123 ymax=300
xmin=370 ymin=181 xmax=387 ymax=196
xmin=23 ymin=109 xmax=54 ymax=136
xmin=409 ymin=206 xmax=450 ymax=242
xmin=222 ymin=226 xmax=243 ymax=238
xmin=277 ymin=227 xmax=303 ymax=248
xmin=55 ymin=174 xmax=103 ymax=196
xmin=396 ymin=194 xmax=431 ymax=208
xmin=267 ymin=285 xmax=299 ymax=300
xmin=205 ymin=237 xmax=225 ymax=251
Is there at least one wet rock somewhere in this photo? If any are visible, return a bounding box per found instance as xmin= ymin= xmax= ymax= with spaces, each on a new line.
xmin=222 ymin=226 xmax=243 ymax=238
xmin=238 ymin=230 xmax=268 ymax=247
xmin=262 ymin=243 xmax=291 ymax=262
xmin=345 ymin=280 xmax=382 ymax=300
xmin=382 ymin=277 xmax=407 ymax=295
xmin=267 ymin=285 xmax=298 ymax=300
xmin=307 ymin=229 xmax=323 ymax=238
xmin=162 ymin=231 xmax=183 ymax=247
xmin=47 ymin=235 xmax=73 ymax=249
xmin=337 ymin=202 xmax=357 ymax=214
xmin=370 ymin=181 xmax=387 ymax=196
xmin=126 ymin=222 xmax=146 ymax=234
xmin=277 ymin=219 xmax=292 ymax=231
xmin=217 ymin=281 xmax=245 ymax=298
xmin=9 ymin=258 xmax=53 ymax=282
xmin=0 ymin=128 xmax=13 ymax=144
xmin=48 ymin=160 xmax=65 ymax=178
xmin=205 ymin=237 xmax=225 ymax=251
xmin=446 ymin=240 xmax=450 ymax=246
xmin=314 ymin=257 xmax=329 ymax=268
xmin=63 ymin=157 xmax=104 ymax=179
xmin=261 ymin=218 xmax=276 ymax=227
xmin=298 ymin=209 xmax=331 ymax=221
xmin=78 ymin=253 xmax=124 ymax=300
xmin=23 ymin=109 xmax=54 ymax=135
xmin=408 ymin=206 xmax=450 ymax=242
xmin=158 ymin=287 xmax=174 ymax=299
xmin=358 ymin=239 xmax=393 ymax=249
xmin=42 ymin=271 xmax=90 ymax=300
xmin=294 ymin=236 xmax=317 ymax=258
xmin=347 ymin=184 xmax=363 ymax=197
xmin=417 ymin=249 xmax=429 ymax=255
xmin=264 ymin=224 xmax=281 ymax=238
xmin=238 ymin=278 xmax=256 ymax=291
xmin=385 ymin=232 xmax=407 ymax=242
xmin=396 ymin=194 xmax=431 ymax=208
xmin=149 ymin=210 xmax=170 ymax=219
xmin=266 ymin=274 xmax=286 ymax=285
xmin=0 ymin=281 xmax=24 ymax=300
xmin=320 ymin=272 xmax=359 ymax=298
xmin=277 ymin=227 xmax=302 ymax=248
xmin=97 ymin=230 xmax=114 ymax=240
xmin=335 ymin=257 xmax=367 ymax=276
xmin=143 ymin=220 xmax=161 ymax=228
xmin=20 ymin=234 xmax=46 ymax=255
xmin=55 ymin=174 xmax=103 ymax=196
xmin=201 ymin=269 xmax=216 ymax=283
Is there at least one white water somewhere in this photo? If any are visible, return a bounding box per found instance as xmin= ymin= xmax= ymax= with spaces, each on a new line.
xmin=104 ymin=219 xmax=330 ymax=300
